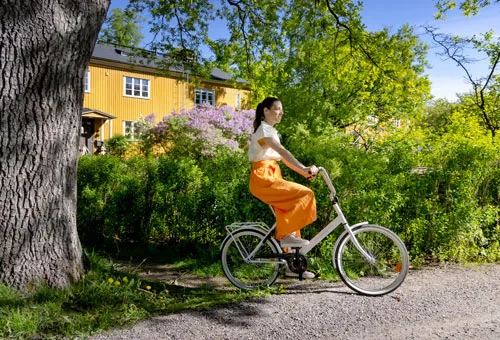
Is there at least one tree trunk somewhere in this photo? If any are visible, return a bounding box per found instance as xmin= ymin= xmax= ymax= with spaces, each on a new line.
xmin=0 ymin=0 xmax=110 ymax=290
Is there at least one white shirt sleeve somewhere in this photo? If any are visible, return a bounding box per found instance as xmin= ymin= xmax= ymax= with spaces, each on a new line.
xmin=247 ymin=122 xmax=282 ymax=162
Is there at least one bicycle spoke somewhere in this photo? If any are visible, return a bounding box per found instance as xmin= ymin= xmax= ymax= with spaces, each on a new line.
xmin=335 ymin=225 xmax=409 ymax=296
xmin=221 ymin=230 xmax=281 ymax=290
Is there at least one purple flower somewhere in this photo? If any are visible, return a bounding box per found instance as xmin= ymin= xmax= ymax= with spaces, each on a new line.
xmin=146 ymin=105 xmax=255 ymax=157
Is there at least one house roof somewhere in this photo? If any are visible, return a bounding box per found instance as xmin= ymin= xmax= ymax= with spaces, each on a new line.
xmin=91 ymin=43 xmax=248 ymax=84
xmin=82 ymin=108 xmax=116 ymax=119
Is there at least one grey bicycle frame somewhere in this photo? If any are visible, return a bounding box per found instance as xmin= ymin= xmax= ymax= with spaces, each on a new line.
xmin=240 ymin=167 xmax=375 ymax=264
xmin=300 ymin=167 xmax=371 ymax=258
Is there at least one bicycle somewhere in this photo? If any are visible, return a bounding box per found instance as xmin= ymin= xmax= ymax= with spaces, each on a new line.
xmin=220 ymin=167 xmax=409 ymax=296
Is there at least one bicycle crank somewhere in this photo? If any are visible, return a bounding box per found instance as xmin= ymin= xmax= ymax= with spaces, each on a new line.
xmin=284 ymin=251 xmax=308 ymax=280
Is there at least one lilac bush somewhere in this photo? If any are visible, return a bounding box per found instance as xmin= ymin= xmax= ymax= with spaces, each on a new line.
xmin=143 ymin=104 xmax=254 ymax=157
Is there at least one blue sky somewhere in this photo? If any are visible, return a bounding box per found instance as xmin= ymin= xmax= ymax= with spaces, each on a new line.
xmin=109 ymin=0 xmax=499 ymax=101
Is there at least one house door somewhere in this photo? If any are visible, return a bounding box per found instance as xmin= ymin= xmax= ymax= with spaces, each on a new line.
xmin=80 ymin=118 xmax=94 ymax=154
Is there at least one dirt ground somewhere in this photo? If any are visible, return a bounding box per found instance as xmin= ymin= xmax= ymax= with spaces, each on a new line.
xmin=93 ymin=263 xmax=500 ymax=340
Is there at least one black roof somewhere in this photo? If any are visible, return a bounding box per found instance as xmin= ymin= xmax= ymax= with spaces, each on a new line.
xmin=92 ymin=44 xmax=248 ymax=84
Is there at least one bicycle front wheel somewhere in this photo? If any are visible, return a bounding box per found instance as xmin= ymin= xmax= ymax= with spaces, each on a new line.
xmin=334 ymin=225 xmax=409 ymax=296
xmin=221 ymin=229 xmax=282 ymax=290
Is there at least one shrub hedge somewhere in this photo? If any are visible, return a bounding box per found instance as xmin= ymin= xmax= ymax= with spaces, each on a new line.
xmin=77 ymin=133 xmax=500 ymax=264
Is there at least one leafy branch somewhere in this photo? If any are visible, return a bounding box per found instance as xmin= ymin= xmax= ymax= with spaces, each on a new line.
xmin=425 ymin=26 xmax=500 ymax=140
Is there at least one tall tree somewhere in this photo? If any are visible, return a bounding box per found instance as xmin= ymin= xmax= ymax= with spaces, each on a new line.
xmin=99 ymin=7 xmax=144 ymax=47
xmin=426 ymin=3 xmax=500 ymax=141
xmin=277 ymin=3 xmax=430 ymax=136
xmin=0 ymin=0 xmax=110 ymax=290
xmin=128 ymin=0 xmax=430 ymax=125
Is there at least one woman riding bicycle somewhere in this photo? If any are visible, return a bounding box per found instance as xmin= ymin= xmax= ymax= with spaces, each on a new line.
xmin=248 ymin=97 xmax=319 ymax=279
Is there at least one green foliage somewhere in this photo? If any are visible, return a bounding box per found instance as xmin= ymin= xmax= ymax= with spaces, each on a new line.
xmin=99 ymin=8 xmax=144 ymax=47
xmin=0 ymin=252 xmax=262 ymax=339
xmin=78 ymin=156 xmax=157 ymax=246
xmin=425 ymin=24 xmax=500 ymax=141
xmin=105 ymin=134 xmax=131 ymax=158
xmin=82 ymin=0 xmax=498 ymax=268
xmin=79 ymin=106 xmax=500 ymax=265
xmin=435 ymin=0 xmax=499 ymax=18
xmin=276 ymin=108 xmax=500 ymax=264
xmin=382 ymin=106 xmax=500 ymax=262
xmin=277 ymin=6 xmax=430 ymax=133
xmin=77 ymin=152 xmax=264 ymax=253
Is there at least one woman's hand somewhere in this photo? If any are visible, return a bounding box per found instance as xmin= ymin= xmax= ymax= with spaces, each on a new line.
xmin=305 ymin=165 xmax=319 ymax=180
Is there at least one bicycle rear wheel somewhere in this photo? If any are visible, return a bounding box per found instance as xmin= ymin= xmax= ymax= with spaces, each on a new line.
xmin=221 ymin=229 xmax=282 ymax=290
xmin=334 ymin=225 xmax=409 ymax=296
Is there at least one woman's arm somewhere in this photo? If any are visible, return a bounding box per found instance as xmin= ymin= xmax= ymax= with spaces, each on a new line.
xmin=262 ymin=137 xmax=318 ymax=179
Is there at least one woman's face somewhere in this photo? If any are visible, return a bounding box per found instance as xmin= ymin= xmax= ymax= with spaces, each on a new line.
xmin=264 ymin=101 xmax=284 ymax=126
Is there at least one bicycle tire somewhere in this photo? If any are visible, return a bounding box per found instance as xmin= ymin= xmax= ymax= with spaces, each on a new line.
xmin=221 ymin=229 xmax=282 ymax=290
xmin=334 ymin=224 xmax=409 ymax=296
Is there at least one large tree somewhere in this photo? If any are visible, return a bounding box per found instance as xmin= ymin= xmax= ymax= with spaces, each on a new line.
xmin=428 ymin=1 xmax=500 ymax=141
xmin=129 ymin=0 xmax=430 ymax=130
xmin=0 ymin=0 xmax=110 ymax=290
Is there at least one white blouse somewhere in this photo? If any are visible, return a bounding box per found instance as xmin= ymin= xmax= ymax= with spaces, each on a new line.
xmin=248 ymin=121 xmax=282 ymax=162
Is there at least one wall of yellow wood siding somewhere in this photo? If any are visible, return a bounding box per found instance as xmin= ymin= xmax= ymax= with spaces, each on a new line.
xmin=83 ymin=63 xmax=250 ymax=141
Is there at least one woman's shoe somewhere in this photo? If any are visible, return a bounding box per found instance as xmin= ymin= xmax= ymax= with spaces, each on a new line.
xmin=284 ymin=270 xmax=315 ymax=279
xmin=280 ymin=233 xmax=310 ymax=247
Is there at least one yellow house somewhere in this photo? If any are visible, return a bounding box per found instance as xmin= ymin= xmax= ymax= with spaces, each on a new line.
xmin=81 ymin=43 xmax=251 ymax=154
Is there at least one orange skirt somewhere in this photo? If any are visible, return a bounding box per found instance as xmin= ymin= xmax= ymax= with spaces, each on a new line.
xmin=249 ymin=160 xmax=316 ymax=240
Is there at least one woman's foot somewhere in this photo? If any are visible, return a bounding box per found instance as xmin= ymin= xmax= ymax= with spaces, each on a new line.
xmin=285 ymin=270 xmax=315 ymax=279
xmin=280 ymin=233 xmax=310 ymax=247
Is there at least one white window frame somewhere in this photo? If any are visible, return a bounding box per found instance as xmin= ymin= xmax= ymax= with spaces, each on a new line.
xmin=236 ymin=93 xmax=241 ymax=110
xmin=367 ymin=115 xmax=378 ymax=126
xmin=84 ymin=70 xmax=90 ymax=93
xmin=195 ymin=88 xmax=215 ymax=106
xmin=392 ymin=118 xmax=401 ymax=128
xmin=124 ymin=76 xmax=150 ymax=99
xmin=123 ymin=120 xmax=141 ymax=140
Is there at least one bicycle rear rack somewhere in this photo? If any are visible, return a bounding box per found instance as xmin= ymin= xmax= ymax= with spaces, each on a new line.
xmin=225 ymin=221 xmax=273 ymax=234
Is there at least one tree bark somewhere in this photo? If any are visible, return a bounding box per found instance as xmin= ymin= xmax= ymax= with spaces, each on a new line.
xmin=0 ymin=0 xmax=110 ymax=290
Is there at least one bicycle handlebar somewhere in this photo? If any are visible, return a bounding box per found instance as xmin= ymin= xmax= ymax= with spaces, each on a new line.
xmin=317 ymin=167 xmax=337 ymax=198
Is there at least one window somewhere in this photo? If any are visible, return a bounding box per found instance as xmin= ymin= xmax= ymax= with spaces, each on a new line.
xmin=195 ymin=88 xmax=215 ymax=105
xmin=367 ymin=115 xmax=378 ymax=126
xmin=123 ymin=121 xmax=141 ymax=140
xmin=124 ymin=76 xmax=150 ymax=99
xmin=236 ymin=93 xmax=241 ymax=110
xmin=84 ymin=70 xmax=90 ymax=93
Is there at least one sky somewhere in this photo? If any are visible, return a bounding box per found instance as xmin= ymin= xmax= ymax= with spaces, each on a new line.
xmin=109 ymin=0 xmax=500 ymax=101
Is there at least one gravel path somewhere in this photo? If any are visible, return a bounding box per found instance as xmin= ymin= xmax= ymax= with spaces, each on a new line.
xmin=92 ymin=264 xmax=500 ymax=340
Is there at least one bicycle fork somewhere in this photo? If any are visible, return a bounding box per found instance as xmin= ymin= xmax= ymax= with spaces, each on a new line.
xmin=332 ymin=200 xmax=376 ymax=265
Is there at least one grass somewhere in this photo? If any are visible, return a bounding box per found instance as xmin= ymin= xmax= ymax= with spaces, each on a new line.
xmin=0 ymin=252 xmax=275 ymax=340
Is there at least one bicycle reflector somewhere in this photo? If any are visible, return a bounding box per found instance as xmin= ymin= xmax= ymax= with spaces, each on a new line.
xmin=395 ymin=262 xmax=403 ymax=273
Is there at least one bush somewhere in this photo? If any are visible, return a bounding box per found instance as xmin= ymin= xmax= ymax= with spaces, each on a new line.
xmin=139 ymin=105 xmax=254 ymax=158
xmin=78 ymin=106 xmax=500 ymax=265
xmin=105 ymin=135 xmax=131 ymax=158
xmin=77 ymin=152 xmax=262 ymax=254
xmin=78 ymin=156 xmax=157 ymax=246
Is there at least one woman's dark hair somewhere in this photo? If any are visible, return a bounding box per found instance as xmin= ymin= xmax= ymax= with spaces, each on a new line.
xmin=253 ymin=97 xmax=280 ymax=133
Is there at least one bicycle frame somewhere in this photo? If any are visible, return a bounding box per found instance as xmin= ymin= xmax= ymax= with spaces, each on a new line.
xmin=299 ymin=168 xmax=370 ymax=258
xmin=226 ymin=167 xmax=375 ymax=265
